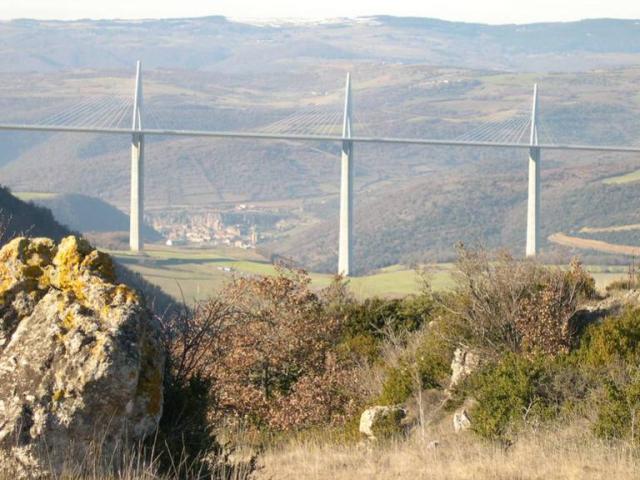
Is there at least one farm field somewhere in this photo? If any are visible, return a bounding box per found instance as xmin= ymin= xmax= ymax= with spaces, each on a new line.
xmin=110 ymin=245 xmax=452 ymax=302
xmin=110 ymin=244 xmax=626 ymax=303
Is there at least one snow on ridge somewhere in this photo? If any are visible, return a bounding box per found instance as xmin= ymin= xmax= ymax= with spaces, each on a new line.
xmin=229 ymin=16 xmax=382 ymax=28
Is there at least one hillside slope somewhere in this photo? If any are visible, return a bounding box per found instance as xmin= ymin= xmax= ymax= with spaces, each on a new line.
xmin=273 ymin=156 xmax=640 ymax=273
xmin=0 ymin=185 xmax=72 ymax=242
xmin=19 ymin=192 xmax=162 ymax=241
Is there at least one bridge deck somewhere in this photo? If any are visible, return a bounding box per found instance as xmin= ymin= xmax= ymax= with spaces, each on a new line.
xmin=0 ymin=123 xmax=639 ymax=154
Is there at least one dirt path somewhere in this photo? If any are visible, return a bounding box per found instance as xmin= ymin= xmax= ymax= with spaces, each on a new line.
xmin=549 ymin=232 xmax=640 ymax=256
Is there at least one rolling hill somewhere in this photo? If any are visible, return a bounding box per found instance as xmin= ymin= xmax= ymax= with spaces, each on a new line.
xmin=16 ymin=192 xmax=162 ymax=241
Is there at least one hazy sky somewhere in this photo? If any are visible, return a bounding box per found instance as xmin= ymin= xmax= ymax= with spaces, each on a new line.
xmin=2 ymin=0 xmax=639 ymax=24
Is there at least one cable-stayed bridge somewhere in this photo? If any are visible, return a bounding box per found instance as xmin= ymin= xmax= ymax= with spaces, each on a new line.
xmin=1 ymin=62 xmax=639 ymax=276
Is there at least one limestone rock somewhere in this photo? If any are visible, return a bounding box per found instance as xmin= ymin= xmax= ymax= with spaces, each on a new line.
xmin=359 ymin=405 xmax=406 ymax=440
xmin=453 ymin=408 xmax=472 ymax=433
xmin=448 ymin=347 xmax=480 ymax=391
xmin=0 ymin=236 xmax=164 ymax=476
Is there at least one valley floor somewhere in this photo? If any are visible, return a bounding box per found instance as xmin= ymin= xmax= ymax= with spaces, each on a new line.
xmin=111 ymin=244 xmax=628 ymax=302
xmin=110 ymin=245 xmax=454 ymax=301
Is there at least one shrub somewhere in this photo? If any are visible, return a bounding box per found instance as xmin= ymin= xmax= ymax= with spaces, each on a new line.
xmin=414 ymin=321 xmax=455 ymax=389
xmin=208 ymin=269 xmax=360 ymax=431
xmin=464 ymin=354 xmax=559 ymax=440
xmin=340 ymin=294 xmax=433 ymax=342
xmin=378 ymin=364 xmax=414 ymax=406
xmin=606 ymin=278 xmax=634 ymax=292
xmin=370 ymin=408 xmax=406 ymax=439
xmin=606 ymin=275 xmax=640 ymax=292
xmin=376 ymin=320 xmax=455 ymax=405
xmin=572 ymin=309 xmax=640 ymax=442
xmin=444 ymin=247 xmax=595 ymax=358
xmin=577 ymin=308 xmax=640 ymax=367
xmin=593 ymin=370 xmax=640 ymax=443
xmin=155 ymin=301 xmax=229 ymax=470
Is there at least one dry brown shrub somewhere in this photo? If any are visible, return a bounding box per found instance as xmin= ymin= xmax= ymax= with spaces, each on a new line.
xmin=445 ymin=246 xmax=595 ymax=358
xmin=171 ymin=268 xmax=359 ymax=432
xmin=515 ymin=259 xmax=594 ymax=356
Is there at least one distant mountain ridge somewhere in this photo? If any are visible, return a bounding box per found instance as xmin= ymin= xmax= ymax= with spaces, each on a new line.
xmin=1 ymin=16 xmax=640 ymax=72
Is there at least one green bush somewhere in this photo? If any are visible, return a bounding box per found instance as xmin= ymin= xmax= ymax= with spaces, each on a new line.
xmin=593 ymin=371 xmax=640 ymax=443
xmin=577 ymin=308 xmax=640 ymax=367
xmin=378 ymin=364 xmax=414 ymax=406
xmin=341 ymin=295 xmax=433 ymax=341
xmin=571 ymin=309 xmax=640 ymax=442
xmin=464 ymin=354 xmax=559 ymax=440
xmin=376 ymin=321 xmax=455 ymax=406
xmin=371 ymin=408 xmax=406 ymax=439
xmin=414 ymin=323 xmax=455 ymax=390
xmin=336 ymin=333 xmax=380 ymax=364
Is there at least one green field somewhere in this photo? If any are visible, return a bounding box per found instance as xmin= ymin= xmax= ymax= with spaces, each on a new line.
xmin=14 ymin=191 xmax=59 ymax=201
xmin=110 ymin=245 xmax=455 ymax=302
xmin=110 ymin=245 xmax=627 ymax=303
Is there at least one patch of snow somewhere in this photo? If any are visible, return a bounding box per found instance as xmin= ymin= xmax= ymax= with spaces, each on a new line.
xmin=230 ymin=16 xmax=380 ymax=28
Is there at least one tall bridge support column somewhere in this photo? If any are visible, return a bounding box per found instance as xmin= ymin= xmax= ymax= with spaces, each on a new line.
xmin=130 ymin=61 xmax=144 ymax=253
xmin=526 ymin=84 xmax=539 ymax=257
xmin=338 ymin=73 xmax=353 ymax=276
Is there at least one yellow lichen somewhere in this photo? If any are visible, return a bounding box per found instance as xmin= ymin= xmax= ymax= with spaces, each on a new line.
xmin=114 ymin=284 xmax=139 ymax=305
xmin=52 ymin=389 xmax=65 ymax=402
xmin=81 ymin=250 xmax=116 ymax=283
xmin=61 ymin=311 xmax=75 ymax=331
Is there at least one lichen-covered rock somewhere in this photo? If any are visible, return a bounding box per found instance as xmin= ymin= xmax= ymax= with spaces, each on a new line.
xmin=448 ymin=347 xmax=480 ymax=391
xmin=0 ymin=236 xmax=164 ymax=477
xmin=359 ymin=406 xmax=406 ymax=440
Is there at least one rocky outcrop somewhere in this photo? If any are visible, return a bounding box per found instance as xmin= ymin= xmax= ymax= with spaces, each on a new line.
xmin=359 ymin=406 xmax=406 ymax=440
xmin=448 ymin=347 xmax=480 ymax=391
xmin=0 ymin=236 xmax=164 ymax=477
xmin=453 ymin=408 xmax=472 ymax=433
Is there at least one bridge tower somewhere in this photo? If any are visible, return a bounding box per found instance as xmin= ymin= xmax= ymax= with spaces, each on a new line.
xmin=130 ymin=61 xmax=144 ymax=252
xmin=338 ymin=73 xmax=354 ymax=276
xmin=526 ymin=84 xmax=540 ymax=257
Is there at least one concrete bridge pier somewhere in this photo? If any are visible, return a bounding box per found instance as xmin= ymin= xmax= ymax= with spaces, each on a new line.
xmin=338 ymin=73 xmax=353 ymax=276
xmin=525 ymin=84 xmax=539 ymax=258
xmin=526 ymin=146 xmax=540 ymax=257
xmin=130 ymin=61 xmax=144 ymax=253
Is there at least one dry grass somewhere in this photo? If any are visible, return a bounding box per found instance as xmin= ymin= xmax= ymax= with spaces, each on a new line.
xmin=2 ymin=425 xmax=636 ymax=480
xmin=254 ymin=425 xmax=640 ymax=480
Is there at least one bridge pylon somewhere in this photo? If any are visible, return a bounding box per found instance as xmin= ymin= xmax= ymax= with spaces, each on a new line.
xmin=338 ymin=73 xmax=353 ymax=276
xmin=526 ymin=84 xmax=540 ymax=258
xmin=130 ymin=60 xmax=144 ymax=253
